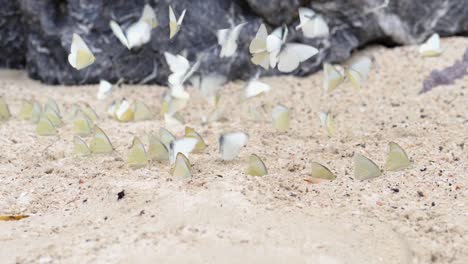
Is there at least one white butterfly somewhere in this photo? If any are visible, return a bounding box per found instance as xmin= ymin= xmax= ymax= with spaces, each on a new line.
xmin=266 ymin=26 xmax=319 ymax=73
xmin=169 ymin=137 xmax=198 ymax=164
xmin=249 ymin=24 xmax=270 ymax=69
xmin=217 ymin=22 xmax=247 ymax=57
xmin=109 ymin=4 xmax=158 ymax=49
xmin=97 ymin=80 xmax=113 ymax=100
xmin=169 ymin=6 xmax=186 ymax=39
xmin=419 ymin=33 xmax=442 ymax=57
xmin=164 ymin=52 xmax=200 ymax=98
xmin=244 ymin=79 xmax=271 ymax=99
xmin=296 ymin=7 xmax=329 ymax=39
xmin=191 ymin=73 xmax=227 ymax=99
xmin=219 ymin=132 xmax=249 ymax=161
xmin=68 ymin=33 xmax=95 ymax=70
xmin=346 ymin=56 xmax=373 ymax=89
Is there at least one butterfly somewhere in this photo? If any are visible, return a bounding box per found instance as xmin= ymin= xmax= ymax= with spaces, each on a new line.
xmin=266 ymin=26 xmax=319 ymax=73
xmin=318 ymin=111 xmax=335 ymax=137
xmin=164 ymin=112 xmax=185 ymax=130
xmin=19 ymin=100 xmax=33 ymax=120
xmin=74 ymin=110 xmax=93 ymax=136
xmin=89 ymin=126 xmax=114 ymax=154
xmin=68 ymin=33 xmax=95 ymax=70
xmin=419 ymin=33 xmax=442 ymax=57
xmin=249 ymin=24 xmax=270 ymax=70
xmin=246 ymin=154 xmax=268 ymax=176
xmin=45 ymin=98 xmax=60 ymax=115
xmin=217 ymin=22 xmax=247 ymax=57
xmin=148 ymin=133 xmax=169 ymax=161
xmin=219 ymin=132 xmax=249 ymax=161
xmin=191 ymin=73 xmax=227 ymax=106
xmin=36 ymin=114 xmax=57 ymax=136
xmin=384 ymin=142 xmax=411 ymax=171
xmin=82 ymin=103 xmax=99 ymax=122
xmin=170 ymin=153 xmax=191 ymax=179
xmin=354 ymin=154 xmax=381 ymax=180
xmin=31 ymin=101 xmax=42 ymax=123
xmin=345 ymin=56 xmax=373 ymax=90
xmin=127 ymin=137 xmax=149 ymax=168
xmin=323 ymin=63 xmax=345 ymax=92
xmin=115 ymin=99 xmax=134 ymax=122
xmin=310 ymin=162 xmax=336 ymax=181
xmin=97 ymin=80 xmax=112 ymax=100
xmin=0 ymin=96 xmax=11 ymax=121
xmin=73 ymin=135 xmax=91 ymax=156
xmin=164 ymin=52 xmax=200 ymax=96
xmin=296 ymin=8 xmax=329 ymax=39
xmin=244 ymin=78 xmax=271 ymax=99
xmin=159 ymin=127 xmax=176 ymax=149
xmin=169 ymin=6 xmax=186 ymax=39
xmin=44 ymin=105 xmax=62 ymax=127
xmin=271 ymin=105 xmax=290 ymax=132
xmin=169 ymin=137 xmax=198 ymax=165
xmin=133 ymin=101 xmax=153 ymax=121
xmin=110 ymin=4 xmax=158 ymax=49
xmin=185 ymin=127 xmax=207 ymax=152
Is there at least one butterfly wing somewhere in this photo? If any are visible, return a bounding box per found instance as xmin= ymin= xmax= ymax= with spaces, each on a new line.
xmin=354 ymin=154 xmax=381 ymax=180
xmin=219 ymin=132 xmax=248 ymax=160
xmin=385 ymin=142 xmax=411 ymax=171
xmin=277 ymin=44 xmax=318 ymax=73
xmin=246 ymin=154 xmax=268 ymax=176
xmin=109 ymin=21 xmax=130 ymax=49
xmin=271 ymin=105 xmax=290 ymax=132
xmin=90 ymin=126 xmax=114 ymax=154
xmin=127 ymin=137 xmax=149 ymax=168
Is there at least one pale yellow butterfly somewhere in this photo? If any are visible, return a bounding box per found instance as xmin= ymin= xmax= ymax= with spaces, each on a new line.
xmin=36 ymin=114 xmax=57 ymax=136
xmin=19 ymin=100 xmax=33 ymax=120
xmin=323 ymin=63 xmax=344 ymax=92
xmin=170 ymin=152 xmax=191 ymax=179
xmin=74 ymin=110 xmax=93 ymax=136
xmin=68 ymin=33 xmax=95 ymax=70
xmin=354 ymin=154 xmax=381 ymax=180
xmin=115 ymin=99 xmax=134 ymax=122
xmin=0 ymin=96 xmax=11 ymax=121
xmin=127 ymin=137 xmax=149 ymax=169
xmin=148 ymin=134 xmax=169 ymax=161
xmin=159 ymin=127 xmax=176 ymax=149
xmin=246 ymin=154 xmax=268 ymax=176
xmin=133 ymin=101 xmax=153 ymax=121
xmin=318 ymin=111 xmax=335 ymax=137
xmin=82 ymin=103 xmax=99 ymax=122
xmin=168 ymin=6 xmax=186 ymax=39
xmin=44 ymin=105 xmax=62 ymax=127
xmin=45 ymin=98 xmax=60 ymax=115
xmin=31 ymin=101 xmax=42 ymax=123
xmin=310 ymin=162 xmax=336 ymax=181
xmin=73 ymin=135 xmax=91 ymax=156
xmin=89 ymin=126 xmax=114 ymax=154
xmin=345 ymin=56 xmax=372 ymax=90
xmin=385 ymin=142 xmax=411 ymax=171
xmin=272 ymin=105 xmax=290 ymax=132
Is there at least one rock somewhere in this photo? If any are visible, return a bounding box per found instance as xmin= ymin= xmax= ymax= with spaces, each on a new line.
xmin=0 ymin=0 xmax=466 ymax=85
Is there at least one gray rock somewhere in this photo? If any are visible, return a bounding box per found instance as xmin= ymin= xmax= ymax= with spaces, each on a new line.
xmin=0 ymin=0 xmax=467 ymax=85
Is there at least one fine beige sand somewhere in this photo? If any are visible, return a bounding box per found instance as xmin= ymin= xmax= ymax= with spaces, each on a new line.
xmin=0 ymin=37 xmax=467 ymax=264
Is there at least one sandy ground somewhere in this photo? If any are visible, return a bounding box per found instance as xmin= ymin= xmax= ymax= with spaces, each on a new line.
xmin=0 ymin=37 xmax=467 ymax=264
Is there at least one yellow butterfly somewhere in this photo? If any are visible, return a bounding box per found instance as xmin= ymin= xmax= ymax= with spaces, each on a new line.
xmin=133 ymin=101 xmax=153 ymax=121
xmin=310 ymin=162 xmax=336 ymax=181
xmin=115 ymin=99 xmax=134 ymax=122
xmin=170 ymin=152 xmax=191 ymax=179
xmin=19 ymin=100 xmax=33 ymax=120
xmin=44 ymin=105 xmax=62 ymax=127
xmin=127 ymin=137 xmax=149 ymax=168
xmin=385 ymin=142 xmax=411 ymax=171
xmin=73 ymin=135 xmax=91 ymax=156
xmin=74 ymin=110 xmax=93 ymax=136
xmin=185 ymin=127 xmax=207 ymax=152
xmin=36 ymin=114 xmax=57 ymax=136
xmin=82 ymin=103 xmax=99 ymax=122
xmin=89 ymin=126 xmax=114 ymax=154
xmin=323 ymin=63 xmax=344 ymax=92
xmin=31 ymin=101 xmax=42 ymax=123
xmin=354 ymin=154 xmax=381 ymax=180
xmin=318 ymin=111 xmax=335 ymax=137
xmin=168 ymin=6 xmax=186 ymax=39
xmin=68 ymin=33 xmax=95 ymax=70
xmin=345 ymin=56 xmax=372 ymax=90
xmin=148 ymin=134 xmax=169 ymax=161
xmin=271 ymin=105 xmax=290 ymax=132
xmin=0 ymin=96 xmax=11 ymax=121
xmin=246 ymin=154 xmax=268 ymax=176
xmin=45 ymin=98 xmax=60 ymax=115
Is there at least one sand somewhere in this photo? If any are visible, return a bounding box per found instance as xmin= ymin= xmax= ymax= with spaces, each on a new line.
xmin=0 ymin=37 xmax=467 ymax=264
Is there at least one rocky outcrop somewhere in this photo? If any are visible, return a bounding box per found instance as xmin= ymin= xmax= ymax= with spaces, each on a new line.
xmin=0 ymin=0 xmax=467 ymax=85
